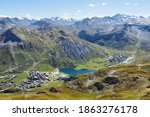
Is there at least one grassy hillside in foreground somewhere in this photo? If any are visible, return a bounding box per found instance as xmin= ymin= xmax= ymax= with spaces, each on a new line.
xmin=0 ymin=81 xmax=96 ymax=100
xmin=65 ymin=63 xmax=150 ymax=100
xmin=0 ymin=63 xmax=150 ymax=100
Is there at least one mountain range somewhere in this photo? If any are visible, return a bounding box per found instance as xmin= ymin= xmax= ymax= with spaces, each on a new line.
xmin=0 ymin=14 xmax=150 ymax=99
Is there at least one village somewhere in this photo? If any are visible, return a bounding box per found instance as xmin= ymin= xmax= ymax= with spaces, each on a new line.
xmin=107 ymin=54 xmax=132 ymax=64
xmin=17 ymin=69 xmax=69 ymax=89
xmin=0 ymin=69 xmax=68 ymax=92
xmin=17 ymin=71 xmax=50 ymax=89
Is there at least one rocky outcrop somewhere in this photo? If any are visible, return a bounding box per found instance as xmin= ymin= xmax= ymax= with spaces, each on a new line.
xmin=3 ymin=88 xmax=21 ymax=93
xmin=103 ymin=77 xmax=119 ymax=85
xmin=1 ymin=29 xmax=22 ymax=43
xmin=92 ymin=82 xmax=104 ymax=91
xmin=146 ymin=85 xmax=150 ymax=88
xmin=59 ymin=38 xmax=93 ymax=60
xmin=49 ymin=87 xmax=58 ymax=93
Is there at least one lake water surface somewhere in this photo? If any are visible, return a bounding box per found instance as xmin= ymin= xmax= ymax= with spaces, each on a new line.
xmin=59 ymin=68 xmax=96 ymax=76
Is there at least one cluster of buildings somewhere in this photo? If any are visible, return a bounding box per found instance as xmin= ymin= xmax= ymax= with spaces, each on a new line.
xmin=0 ymin=69 xmax=67 ymax=91
xmin=107 ymin=54 xmax=130 ymax=63
xmin=17 ymin=71 xmax=50 ymax=89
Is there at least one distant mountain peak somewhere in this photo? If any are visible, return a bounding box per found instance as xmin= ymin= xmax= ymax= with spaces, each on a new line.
xmin=0 ymin=14 xmax=150 ymax=29
xmin=113 ymin=13 xmax=128 ymax=17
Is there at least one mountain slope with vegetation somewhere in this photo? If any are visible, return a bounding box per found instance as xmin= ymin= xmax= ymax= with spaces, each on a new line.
xmin=0 ymin=14 xmax=150 ymax=100
xmin=0 ymin=25 xmax=109 ymax=74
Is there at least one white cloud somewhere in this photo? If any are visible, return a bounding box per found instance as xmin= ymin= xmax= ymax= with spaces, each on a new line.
xmin=26 ymin=14 xmax=33 ymax=19
xmin=0 ymin=13 xmax=37 ymax=19
xmin=63 ymin=12 xmax=69 ymax=19
xmin=136 ymin=12 xmax=149 ymax=17
xmin=0 ymin=12 xmax=14 ymax=18
xmin=88 ymin=3 xmax=96 ymax=8
xmin=125 ymin=2 xmax=130 ymax=5
xmin=101 ymin=2 xmax=107 ymax=6
xmin=0 ymin=14 xmax=10 ymax=18
xmin=87 ymin=12 xmax=93 ymax=18
xmin=74 ymin=10 xmax=82 ymax=19
xmin=125 ymin=2 xmax=139 ymax=6
xmin=77 ymin=10 xmax=82 ymax=13
xmin=25 ymin=13 xmax=39 ymax=19
xmin=133 ymin=3 xmax=138 ymax=6
xmin=17 ymin=13 xmax=39 ymax=19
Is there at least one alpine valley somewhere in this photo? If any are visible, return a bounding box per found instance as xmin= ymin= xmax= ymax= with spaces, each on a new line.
xmin=0 ymin=14 xmax=150 ymax=100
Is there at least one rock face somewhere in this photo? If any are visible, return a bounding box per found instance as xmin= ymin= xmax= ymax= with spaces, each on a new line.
xmin=59 ymin=38 xmax=93 ymax=60
xmin=1 ymin=29 xmax=22 ymax=43
xmin=103 ymin=77 xmax=119 ymax=85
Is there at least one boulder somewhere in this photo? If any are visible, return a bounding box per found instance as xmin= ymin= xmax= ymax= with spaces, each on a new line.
xmin=49 ymin=87 xmax=58 ymax=93
xmin=103 ymin=77 xmax=119 ymax=85
xmin=133 ymin=77 xmax=139 ymax=81
xmin=146 ymin=85 xmax=150 ymax=88
xmin=93 ymin=82 xmax=104 ymax=91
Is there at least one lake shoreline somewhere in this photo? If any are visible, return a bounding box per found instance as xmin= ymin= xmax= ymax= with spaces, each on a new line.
xmin=59 ymin=68 xmax=96 ymax=76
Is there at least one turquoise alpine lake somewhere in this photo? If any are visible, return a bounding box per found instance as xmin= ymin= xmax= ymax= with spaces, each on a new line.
xmin=59 ymin=68 xmax=96 ymax=76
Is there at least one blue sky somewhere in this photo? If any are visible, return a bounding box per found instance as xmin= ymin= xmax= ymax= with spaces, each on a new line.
xmin=0 ymin=0 xmax=149 ymax=19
